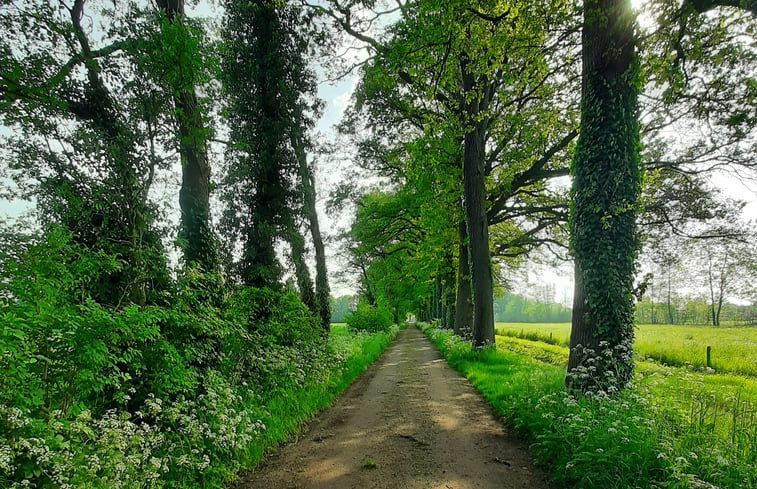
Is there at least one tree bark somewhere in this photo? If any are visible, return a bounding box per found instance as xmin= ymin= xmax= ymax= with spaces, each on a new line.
xmin=454 ymin=220 xmax=474 ymax=337
xmin=707 ymin=248 xmax=718 ymax=326
xmin=566 ymin=0 xmax=641 ymax=393
xmin=666 ymin=269 xmax=674 ymax=324
xmin=434 ymin=275 xmax=443 ymax=321
xmin=460 ymin=54 xmax=495 ymax=348
xmin=157 ymin=0 xmax=217 ymax=272
xmin=292 ymin=132 xmax=331 ymax=330
xmin=442 ymin=249 xmax=456 ymax=329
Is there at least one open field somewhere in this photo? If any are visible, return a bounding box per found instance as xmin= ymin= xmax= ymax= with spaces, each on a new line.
xmin=496 ymin=322 xmax=757 ymax=376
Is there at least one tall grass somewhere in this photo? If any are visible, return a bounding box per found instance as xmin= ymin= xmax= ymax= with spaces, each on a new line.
xmin=422 ymin=324 xmax=756 ymax=489
xmin=496 ymin=322 xmax=757 ymax=376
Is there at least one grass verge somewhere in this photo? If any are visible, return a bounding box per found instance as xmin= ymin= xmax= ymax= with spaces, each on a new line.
xmin=231 ymin=323 xmax=402 ymax=483
xmin=420 ymin=323 xmax=756 ymax=489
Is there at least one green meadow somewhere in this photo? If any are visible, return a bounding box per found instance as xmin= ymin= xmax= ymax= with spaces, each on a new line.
xmin=496 ymin=322 xmax=757 ymax=377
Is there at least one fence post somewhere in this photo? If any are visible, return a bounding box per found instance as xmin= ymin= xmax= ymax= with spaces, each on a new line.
xmin=706 ymin=346 xmax=712 ymax=369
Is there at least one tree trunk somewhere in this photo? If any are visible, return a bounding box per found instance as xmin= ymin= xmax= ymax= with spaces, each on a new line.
xmin=434 ymin=275 xmax=443 ymax=321
xmin=460 ymin=56 xmax=494 ymax=349
xmin=157 ymin=0 xmax=217 ymax=272
xmin=666 ymin=270 xmax=674 ymax=324
xmin=292 ymin=131 xmax=331 ymax=330
xmin=566 ymin=0 xmax=641 ymax=393
xmin=359 ymin=261 xmax=377 ymax=306
xmin=454 ymin=220 xmax=474 ymax=337
xmin=707 ymin=249 xmax=717 ymax=326
xmin=288 ymin=227 xmax=316 ymax=312
xmin=442 ymin=249 xmax=456 ymax=329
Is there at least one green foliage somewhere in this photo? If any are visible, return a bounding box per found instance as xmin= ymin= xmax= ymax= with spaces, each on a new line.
xmin=345 ymin=303 xmax=393 ymax=333
xmin=636 ymin=297 xmax=757 ymax=326
xmin=329 ymin=295 xmax=354 ymax=323
xmin=421 ymin=323 xmax=756 ymax=489
xmin=493 ymin=294 xmax=572 ymax=323
xmin=0 ymin=226 xmax=401 ymax=488
xmin=0 ymin=229 xmax=167 ymax=413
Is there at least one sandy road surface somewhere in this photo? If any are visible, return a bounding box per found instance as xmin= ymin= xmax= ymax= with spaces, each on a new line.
xmin=236 ymin=326 xmax=554 ymax=489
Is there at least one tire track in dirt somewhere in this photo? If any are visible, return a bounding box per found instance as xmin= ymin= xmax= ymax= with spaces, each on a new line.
xmin=236 ymin=326 xmax=554 ymax=489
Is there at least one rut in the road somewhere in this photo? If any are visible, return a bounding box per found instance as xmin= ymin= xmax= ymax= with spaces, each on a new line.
xmin=236 ymin=326 xmax=554 ymax=489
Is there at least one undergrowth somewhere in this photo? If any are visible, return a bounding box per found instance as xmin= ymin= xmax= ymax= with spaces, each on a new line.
xmin=1 ymin=321 xmax=399 ymax=489
xmin=0 ymin=229 xmax=401 ymax=488
xmin=420 ymin=323 xmax=756 ymax=489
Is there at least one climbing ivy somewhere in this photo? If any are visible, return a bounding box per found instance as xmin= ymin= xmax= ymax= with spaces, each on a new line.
xmin=567 ymin=0 xmax=643 ymax=393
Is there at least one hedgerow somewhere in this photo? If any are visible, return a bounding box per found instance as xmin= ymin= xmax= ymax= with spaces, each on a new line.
xmin=0 ymin=229 xmax=397 ymax=488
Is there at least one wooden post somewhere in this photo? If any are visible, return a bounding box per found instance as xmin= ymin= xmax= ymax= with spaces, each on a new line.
xmin=706 ymin=346 xmax=712 ymax=369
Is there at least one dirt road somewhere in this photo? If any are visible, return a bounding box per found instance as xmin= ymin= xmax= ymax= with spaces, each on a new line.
xmin=237 ymin=326 xmax=554 ymax=489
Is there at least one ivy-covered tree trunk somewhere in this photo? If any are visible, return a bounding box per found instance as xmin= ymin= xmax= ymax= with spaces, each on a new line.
xmin=460 ymin=55 xmax=495 ymax=348
xmin=223 ymin=0 xmax=317 ymax=288
xmin=566 ymin=0 xmax=642 ymax=393
xmin=156 ymin=0 xmax=217 ymax=272
xmin=454 ymin=220 xmax=474 ymax=337
xmin=292 ymin=131 xmax=331 ymax=331
xmin=288 ymin=227 xmax=317 ymax=312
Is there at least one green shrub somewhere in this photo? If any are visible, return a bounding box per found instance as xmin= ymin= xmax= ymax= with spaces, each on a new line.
xmin=0 ymin=229 xmax=175 ymax=413
xmin=344 ymin=303 xmax=392 ymax=333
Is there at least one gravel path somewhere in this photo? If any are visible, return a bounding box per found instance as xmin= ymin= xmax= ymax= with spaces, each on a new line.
xmin=236 ymin=326 xmax=554 ymax=489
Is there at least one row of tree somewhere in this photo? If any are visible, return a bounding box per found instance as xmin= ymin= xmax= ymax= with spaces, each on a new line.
xmin=333 ymin=0 xmax=756 ymax=392
xmin=1 ymin=0 xmax=331 ymax=325
xmin=2 ymin=0 xmax=755 ymax=397
xmin=636 ymin=298 xmax=757 ymax=326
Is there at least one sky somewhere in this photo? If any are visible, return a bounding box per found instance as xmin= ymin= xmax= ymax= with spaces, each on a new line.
xmin=1 ymin=0 xmax=755 ymax=304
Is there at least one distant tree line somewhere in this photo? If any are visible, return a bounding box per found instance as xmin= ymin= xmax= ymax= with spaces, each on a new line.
xmin=330 ymin=295 xmax=354 ymax=323
xmin=494 ymin=294 xmax=572 ymax=323
xmin=636 ymin=299 xmax=756 ymax=326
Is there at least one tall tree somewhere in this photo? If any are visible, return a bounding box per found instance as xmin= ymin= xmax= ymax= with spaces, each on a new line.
xmin=1 ymin=0 xmax=171 ymax=306
xmin=156 ymin=0 xmax=218 ymax=272
xmin=566 ymin=0 xmax=642 ymax=393
xmin=292 ymin=117 xmax=331 ymax=329
xmin=221 ymin=0 xmax=325 ymax=292
xmin=222 ymin=0 xmax=287 ymax=287
xmin=332 ymin=0 xmax=577 ymax=347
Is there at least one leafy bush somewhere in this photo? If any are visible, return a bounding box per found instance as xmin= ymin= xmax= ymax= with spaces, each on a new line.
xmin=0 ymin=229 xmax=173 ymax=413
xmin=344 ymin=303 xmax=393 ymax=333
xmin=0 ymin=227 xmax=384 ymax=488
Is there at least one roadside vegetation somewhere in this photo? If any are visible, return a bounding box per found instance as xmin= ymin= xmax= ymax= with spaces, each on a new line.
xmin=421 ymin=323 xmax=756 ymax=489
xmin=0 ymin=236 xmax=400 ymax=489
